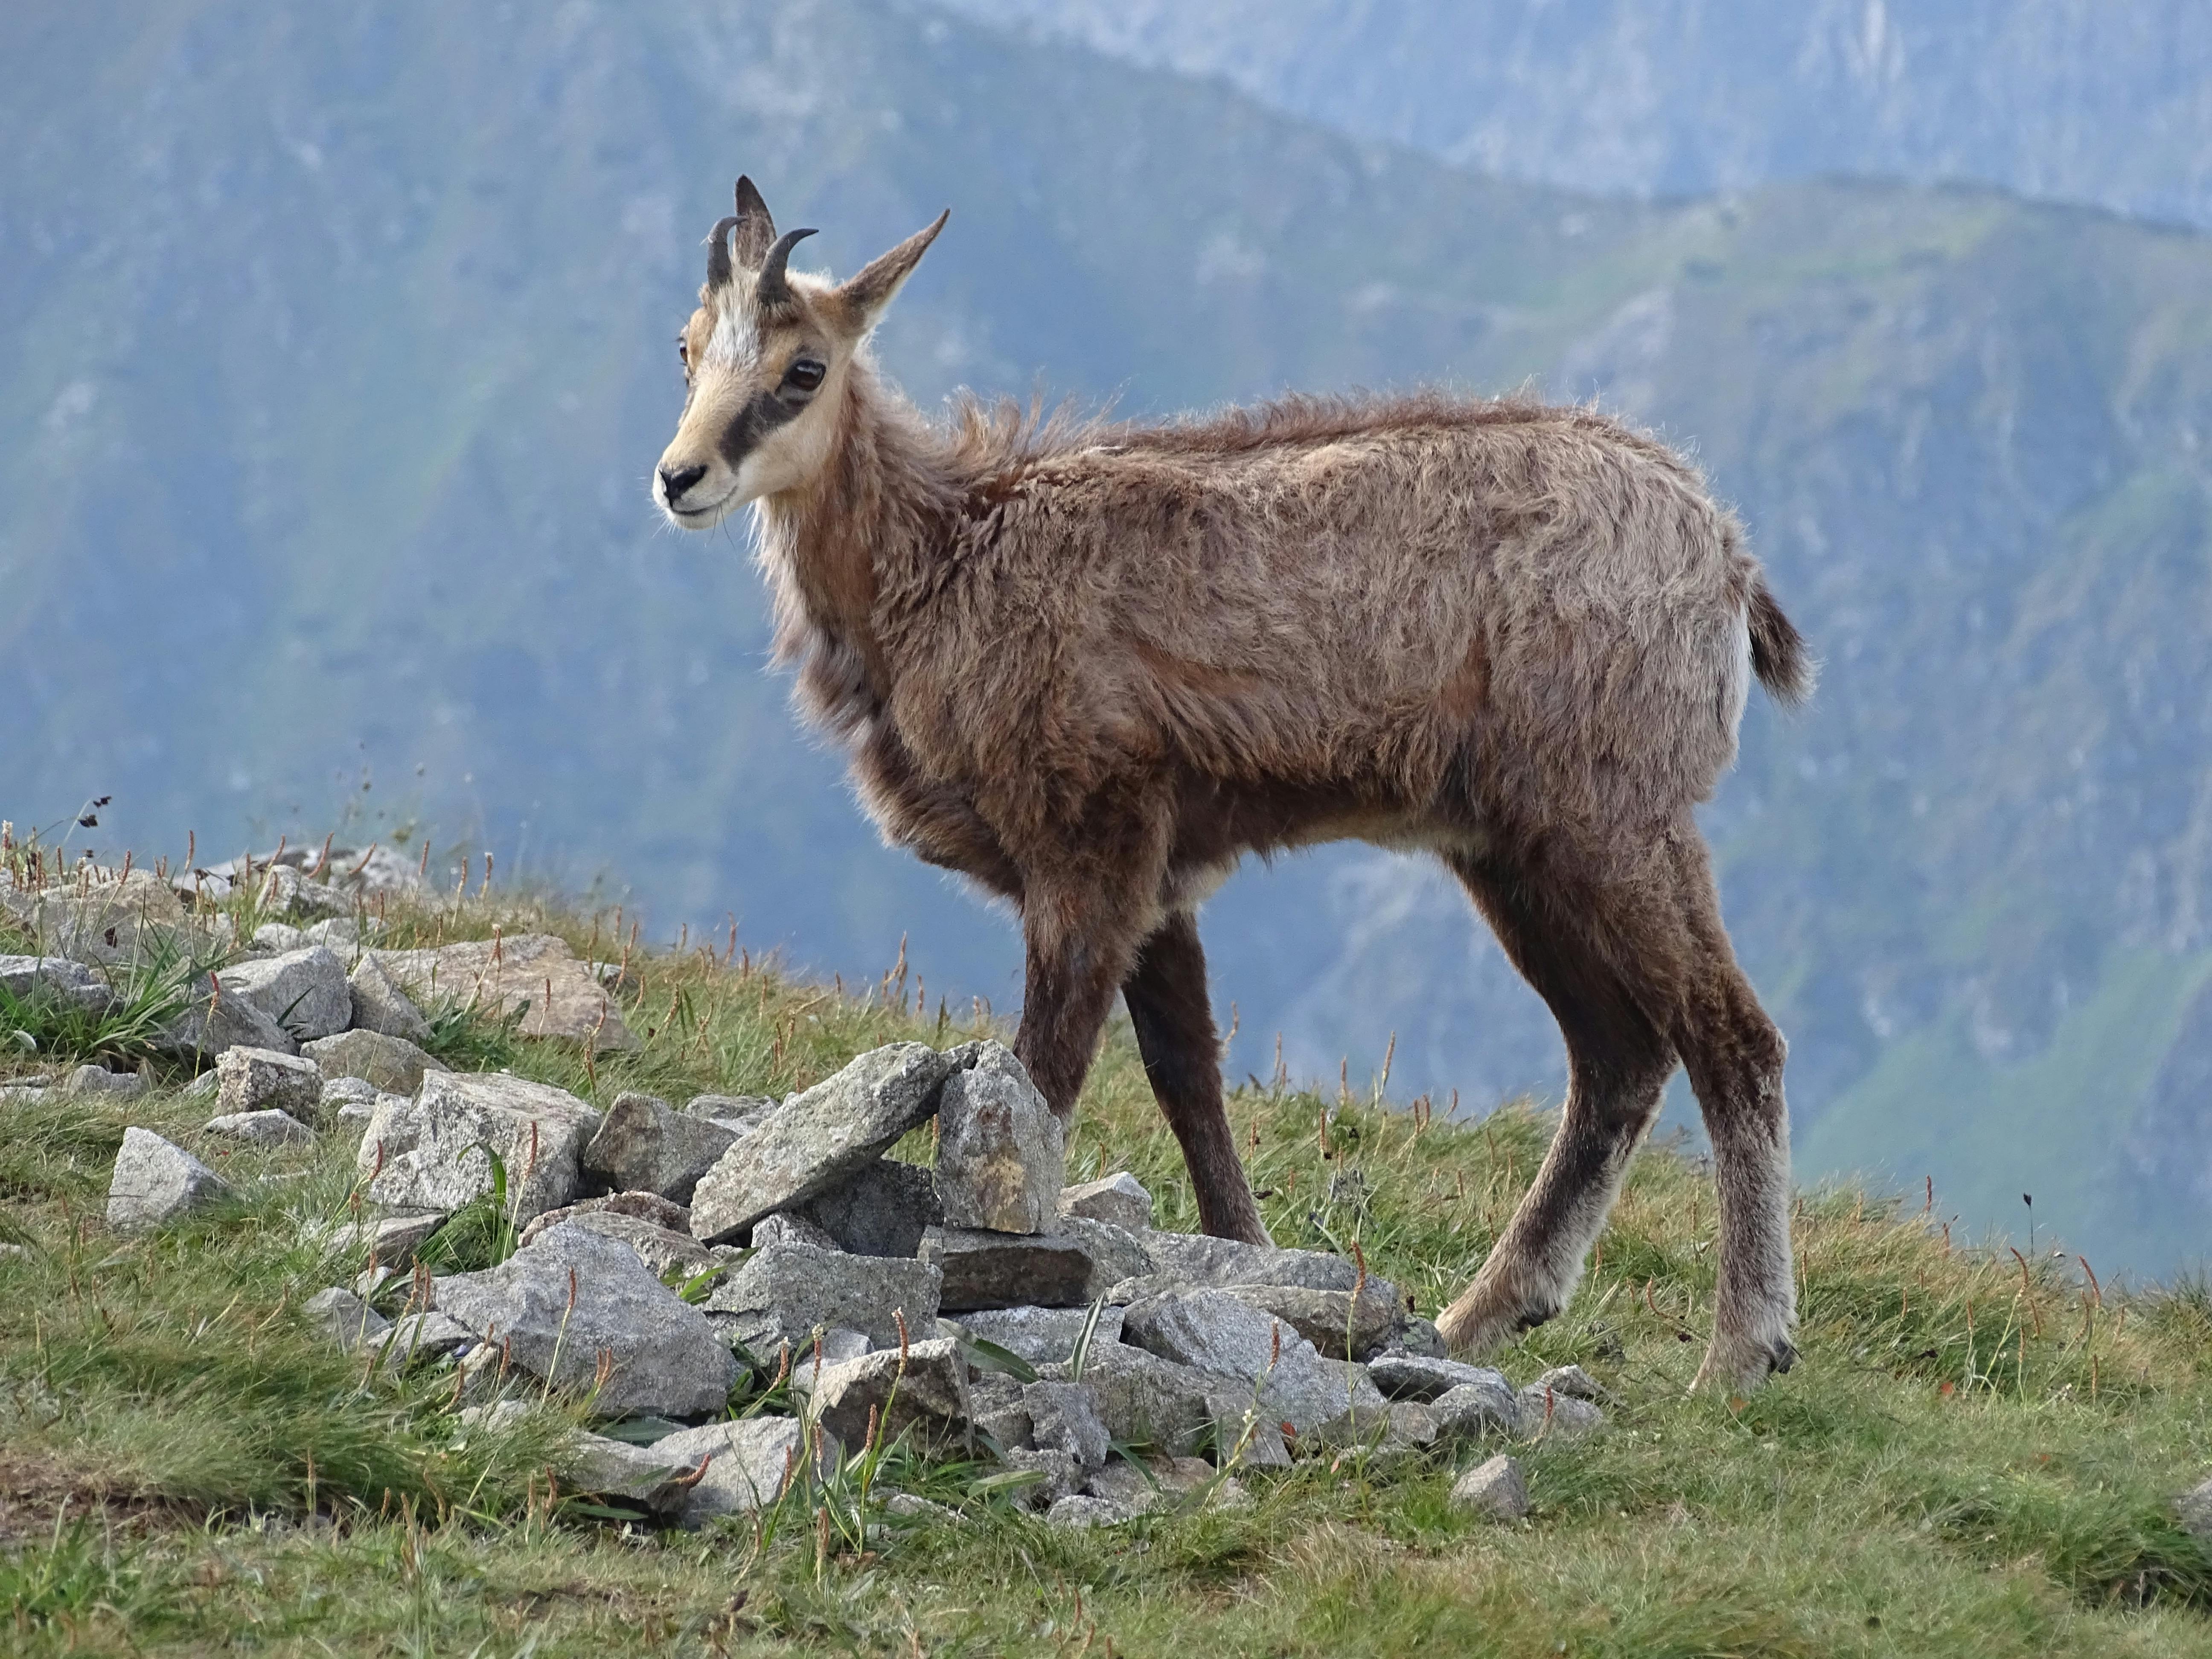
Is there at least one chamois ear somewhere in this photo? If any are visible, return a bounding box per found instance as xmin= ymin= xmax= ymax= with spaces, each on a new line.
xmin=833 ymin=210 xmax=949 ymax=334
xmin=731 ymin=175 xmax=777 ymax=269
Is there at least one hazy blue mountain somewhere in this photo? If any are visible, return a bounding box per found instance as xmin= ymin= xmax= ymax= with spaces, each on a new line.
xmin=4 ymin=1 xmax=2211 ymax=1276
xmin=944 ymin=0 xmax=2212 ymax=230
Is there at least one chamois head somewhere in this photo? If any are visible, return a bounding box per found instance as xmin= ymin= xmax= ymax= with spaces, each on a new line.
xmin=653 ymin=177 xmax=948 ymax=528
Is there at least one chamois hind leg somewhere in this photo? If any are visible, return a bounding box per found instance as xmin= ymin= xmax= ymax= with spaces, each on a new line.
xmin=1122 ymin=910 xmax=1271 ymax=1244
xmin=1661 ymin=832 xmax=1799 ymax=1392
xmin=1434 ymin=848 xmax=1679 ymax=1359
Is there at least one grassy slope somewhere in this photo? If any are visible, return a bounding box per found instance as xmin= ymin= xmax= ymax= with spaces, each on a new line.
xmin=4 ymin=879 xmax=2212 ymax=1656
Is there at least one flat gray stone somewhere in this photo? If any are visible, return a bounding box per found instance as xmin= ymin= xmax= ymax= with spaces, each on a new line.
xmin=704 ymin=1242 xmax=941 ymax=1356
xmin=377 ymin=1310 xmax=476 ymax=1369
xmin=324 ymin=1209 xmax=449 ymax=1266
xmin=1005 ymin=1449 xmax=1083 ymax=1509
xmin=1036 ymin=1344 xmax=1270 ymax=1461
xmin=685 ymin=1093 xmax=777 ymax=1133
xmin=520 ymin=1190 xmax=693 ymax=1245
xmin=302 ymin=1029 xmax=447 ymax=1095
xmin=796 ymin=1337 xmax=970 ymax=1447
xmin=1367 ymin=1353 xmax=1514 ymax=1403
xmin=1396 ymin=1317 xmax=1449 ymax=1358
xmin=0 ymin=955 xmax=114 ymax=1014
xmin=796 ymin=1158 xmax=941 ymax=1257
xmin=107 ymin=1128 xmax=231 ymax=1232
xmin=751 ymin=1211 xmax=841 ymax=1251
xmin=921 ymin=1219 xmax=1149 ymax=1311
xmin=357 ymin=1070 xmax=599 ymax=1223
xmin=581 ymin=1091 xmax=737 ymax=1205
xmin=1141 ymin=1232 xmax=1399 ymax=1309
xmin=969 ymin=1373 xmax=1033 ymax=1451
xmin=304 ymin=1285 xmax=390 ymax=1351
xmin=204 ymin=1109 xmax=314 ymax=1146
xmin=347 ymin=952 xmax=433 ymax=1042
xmin=1220 ymin=1282 xmax=1401 ymax=1360
xmin=1046 ymin=1493 xmax=1134 ymax=1529
xmin=652 ymin=1417 xmax=815 ymax=1528
xmin=215 ymin=1045 xmax=323 ymax=1121
xmin=1516 ymin=1383 xmax=1605 ymax=1441
xmin=1431 ymin=1379 xmax=1523 ymax=1442
xmin=1059 ymin=1172 xmax=1153 ymax=1231
xmin=1532 ymin=1364 xmax=1611 ymax=1403
xmin=563 ymin=1431 xmax=696 ymax=1505
xmin=1121 ymin=1287 xmax=1359 ymax=1435
xmin=251 ymin=922 xmax=306 ymax=953
xmin=533 ymin=1209 xmax=743 ymax=1286
xmin=431 ymin=1222 xmax=738 ymax=1416
xmin=1450 ymin=1453 xmax=1529 ymax=1521
xmin=1026 ymin=1380 xmax=1110 ymax=1469
xmin=956 ymin=1303 xmax=1125 ymax=1367
xmin=688 ymin=1043 xmax=958 ymax=1243
xmin=216 ymin=946 xmax=352 ymax=1042
xmin=156 ymin=972 xmax=298 ymax=1060
xmin=933 ymin=1040 xmax=1063 ymax=1234
xmin=64 ymin=1064 xmax=145 ymax=1100
xmin=1386 ymin=1401 xmax=1439 ymax=1448
xmin=366 ymin=934 xmax=638 ymax=1050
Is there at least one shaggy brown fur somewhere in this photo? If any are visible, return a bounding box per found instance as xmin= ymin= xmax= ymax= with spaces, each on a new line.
xmin=654 ymin=182 xmax=1814 ymax=1389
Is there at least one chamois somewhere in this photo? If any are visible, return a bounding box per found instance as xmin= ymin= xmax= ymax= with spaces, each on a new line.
xmin=653 ymin=180 xmax=1815 ymax=1390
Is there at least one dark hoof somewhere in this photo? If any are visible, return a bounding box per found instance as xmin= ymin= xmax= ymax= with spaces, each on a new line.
xmin=1515 ymin=1304 xmax=1559 ymax=1334
xmin=1770 ymin=1339 xmax=1798 ymax=1375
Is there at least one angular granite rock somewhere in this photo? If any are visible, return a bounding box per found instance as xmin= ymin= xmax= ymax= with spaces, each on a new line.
xmin=526 ymin=1208 xmax=744 ymax=1286
xmin=921 ymin=1219 xmax=1150 ymax=1311
xmin=563 ymin=1431 xmax=695 ymax=1506
xmin=1429 ymin=1379 xmax=1525 ymax=1443
xmin=107 ymin=1128 xmax=232 ymax=1232
xmin=652 ymin=1417 xmax=818 ymax=1527
xmin=520 ymin=1190 xmax=693 ymax=1245
xmin=347 ymin=952 xmax=433 ymax=1042
xmin=1219 ymin=1282 xmax=1401 ymax=1360
xmin=204 ymin=1109 xmax=315 ymax=1146
xmin=216 ymin=946 xmax=352 ymax=1042
xmin=955 ymin=1303 xmax=1125 ymax=1368
xmin=933 ymin=1040 xmax=1063 ymax=1233
xmin=365 ymin=934 xmax=637 ymax=1050
xmin=1449 ymin=1453 xmax=1529 ymax=1521
xmin=1121 ymin=1287 xmax=1361 ymax=1435
xmin=1141 ymin=1232 xmax=1398 ymax=1305
xmin=0 ymin=869 xmax=188 ymax=966
xmin=1059 ymin=1171 xmax=1153 ymax=1231
xmin=431 ymin=1222 xmax=738 ymax=1416
xmin=689 ymin=1044 xmax=959 ymax=1243
xmin=64 ymin=1064 xmax=144 ymax=1100
xmin=797 ymin=1158 xmax=941 ymax=1257
xmin=581 ymin=1091 xmax=737 ymax=1205
xmin=302 ymin=1029 xmax=448 ymax=1095
xmin=1036 ymin=1344 xmax=1272 ymax=1462
xmin=215 ymin=1045 xmax=323 ymax=1121
xmin=704 ymin=1242 xmax=942 ymax=1356
xmin=0 ymin=955 xmax=114 ymax=1015
xmin=796 ymin=1337 xmax=970 ymax=1447
xmin=303 ymin=1285 xmax=390 ymax=1351
xmin=358 ymin=1070 xmax=599 ymax=1223
xmin=751 ymin=1211 xmax=842 ymax=1251
xmin=157 ymin=973 xmax=298 ymax=1060
xmin=1366 ymin=1352 xmax=1515 ymax=1404
xmin=1025 ymin=1380 xmax=1110 ymax=1470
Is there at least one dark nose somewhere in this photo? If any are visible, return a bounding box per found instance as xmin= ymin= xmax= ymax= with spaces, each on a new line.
xmin=659 ymin=463 xmax=708 ymax=504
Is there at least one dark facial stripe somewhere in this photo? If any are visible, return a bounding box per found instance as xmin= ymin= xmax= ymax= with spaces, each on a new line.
xmin=719 ymin=389 xmax=805 ymax=470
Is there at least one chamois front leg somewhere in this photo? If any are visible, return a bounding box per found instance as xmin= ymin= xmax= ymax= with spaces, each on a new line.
xmin=1123 ymin=910 xmax=1271 ymax=1244
xmin=1012 ymin=881 xmax=1150 ymax=1126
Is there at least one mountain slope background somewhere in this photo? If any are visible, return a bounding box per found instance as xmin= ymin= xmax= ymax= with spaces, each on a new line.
xmin=4 ymin=0 xmax=2211 ymax=1275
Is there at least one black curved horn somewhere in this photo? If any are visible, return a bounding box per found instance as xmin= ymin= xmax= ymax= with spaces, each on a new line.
xmin=755 ymin=227 xmax=818 ymax=308
xmin=704 ymin=215 xmax=742 ymax=288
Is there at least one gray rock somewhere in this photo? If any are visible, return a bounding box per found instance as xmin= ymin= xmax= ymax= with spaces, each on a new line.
xmin=530 ymin=1209 xmax=744 ymax=1287
xmin=1532 ymin=1363 xmax=1611 ymax=1403
xmin=1059 ymin=1171 xmax=1153 ymax=1231
xmin=204 ymin=1109 xmax=314 ymax=1146
xmin=1395 ymin=1317 xmax=1449 ymax=1358
xmin=304 ymin=917 xmax=362 ymax=949
xmin=431 ymin=1222 xmax=738 ymax=1417
xmin=652 ymin=1417 xmax=815 ymax=1527
xmin=704 ymin=1242 xmax=941 ymax=1356
xmin=64 ymin=1064 xmax=145 ymax=1100
xmin=106 ymin=1128 xmax=232 ymax=1232
xmin=520 ymin=1190 xmax=694 ymax=1245
xmin=251 ymin=922 xmax=306 ymax=953
xmin=0 ymin=955 xmax=114 ymax=1014
xmin=934 ymin=1040 xmax=1064 ymax=1234
xmin=182 ymin=1071 xmax=220 ymax=1102
xmin=956 ymin=1303 xmax=1125 ymax=1367
xmin=1036 ymin=1344 xmax=1265 ymax=1461
xmin=1366 ymin=1353 xmax=1514 ymax=1404
xmin=797 ymin=1336 xmax=970 ymax=1447
xmin=1025 ymin=1380 xmax=1110 ymax=1469
xmin=347 ymin=952 xmax=433 ymax=1043
xmin=751 ymin=1211 xmax=841 ymax=1251
xmin=377 ymin=1310 xmax=477 ymax=1369
xmin=796 ymin=1158 xmax=942 ymax=1257
xmin=563 ymin=1432 xmax=695 ymax=1505
xmin=921 ymin=1219 xmax=1149 ymax=1311
xmin=1219 ymin=1282 xmax=1401 ymax=1360
xmin=1120 ymin=1287 xmax=1355 ymax=1435
xmin=1430 ymin=1380 xmax=1523 ymax=1443
xmin=881 ymin=1492 xmax=963 ymax=1524
xmin=1386 ymin=1401 xmax=1439 ymax=1449
xmin=581 ymin=1092 xmax=737 ymax=1205
xmin=216 ymin=947 xmax=352 ymax=1042
xmin=969 ymin=1373 xmax=1033 ymax=1451
xmin=1141 ymin=1232 xmax=1399 ymax=1308
xmin=1045 ymin=1492 xmax=1133 ymax=1529
xmin=366 ymin=934 xmax=637 ymax=1050
xmin=302 ymin=1029 xmax=448 ymax=1095
xmin=1449 ymin=1453 xmax=1530 ymax=1522
xmin=304 ymin=1285 xmax=390 ymax=1351
xmin=358 ymin=1070 xmax=600 ymax=1223
xmin=2178 ymin=1476 xmax=2212 ymax=1543
xmin=215 ymin=1045 xmax=323 ymax=1121
xmin=156 ymin=973 xmax=298 ymax=1060
xmin=688 ymin=1043 xmax=959 ymax=1243
xmin=1516 ymin=1384 xmax=1605 ymax=1441
xmin=0 ymin=870 xmax=189 ymax=966
xmin=321 ymin=1075 xmax=379 ymax=1114
xmin=324 ymin=1209 xmax=449 ymax=1266
xmin=1085 ymin=1455 xmax=1212 ymax=1513
xmin=684 ymin=1093 xmax=777 ymax=1133
xmin=1006 ymin=1449 xmax=1083 ymax=1509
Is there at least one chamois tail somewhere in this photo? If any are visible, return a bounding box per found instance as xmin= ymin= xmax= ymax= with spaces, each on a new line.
xmin=1747 ymin=575 xmax=1814 ymax=708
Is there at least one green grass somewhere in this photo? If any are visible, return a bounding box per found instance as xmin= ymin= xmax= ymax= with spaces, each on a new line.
xmin=3 ymin=879 xmax=2209 ymax=1655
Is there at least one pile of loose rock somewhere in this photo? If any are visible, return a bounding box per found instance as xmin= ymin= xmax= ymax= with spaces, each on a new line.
xmin=96 ymin=1018 xmax=1599 ymax=1530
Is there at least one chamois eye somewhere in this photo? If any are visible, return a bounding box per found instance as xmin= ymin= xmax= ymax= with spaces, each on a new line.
xmin=783 ymin=358 xmax=826 ymax=393
xmin=676 ymin=335 xmax=690 ymax=371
